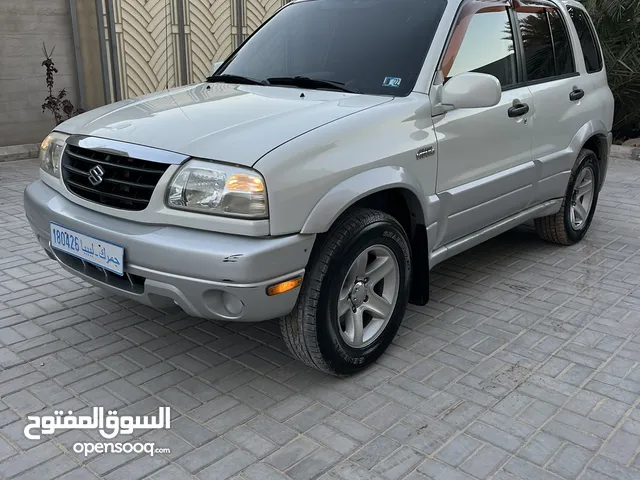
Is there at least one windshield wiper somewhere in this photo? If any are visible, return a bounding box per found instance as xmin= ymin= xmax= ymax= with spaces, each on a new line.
xmin=267 ymin=76 xmax=359 ymax=93
xmin=206 ymin=74 xmax=270 ymax=86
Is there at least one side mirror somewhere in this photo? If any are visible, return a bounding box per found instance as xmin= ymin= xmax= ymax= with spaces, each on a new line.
xmin=210 ymin=61 xmax=223 ymax=76
xmin=441 ymin=72 xmax=501 ymax=110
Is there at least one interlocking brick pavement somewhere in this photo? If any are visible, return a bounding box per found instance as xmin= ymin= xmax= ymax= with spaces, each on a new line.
xmin=0 ymin=156 xmax=639 ymax=479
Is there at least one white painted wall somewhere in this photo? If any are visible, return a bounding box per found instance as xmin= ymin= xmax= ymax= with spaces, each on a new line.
xmin=0 ymin=0 xmax=79 ymax=146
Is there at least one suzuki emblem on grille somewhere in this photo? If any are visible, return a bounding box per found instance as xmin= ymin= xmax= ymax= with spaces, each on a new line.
xmin=88 ymin=165 xmax=105 ymax=186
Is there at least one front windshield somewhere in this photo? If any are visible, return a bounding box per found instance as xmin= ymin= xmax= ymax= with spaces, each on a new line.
xmin=217 ymin=0 xmax=447 ymax=96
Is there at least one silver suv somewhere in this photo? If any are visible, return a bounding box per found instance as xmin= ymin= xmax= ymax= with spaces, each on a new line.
xmin=24 ymin=0 xmax=614 ymax=374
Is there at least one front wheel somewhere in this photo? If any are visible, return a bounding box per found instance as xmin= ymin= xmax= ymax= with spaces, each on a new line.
xmin=535 ymin=148 xmax=600 ymax=245
xmin=280 ymin=208 xmax=412 ymax=375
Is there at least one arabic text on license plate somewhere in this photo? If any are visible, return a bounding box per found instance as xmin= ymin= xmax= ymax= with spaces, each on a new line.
xmin=49 ymin=223 xmax=124 ymax=276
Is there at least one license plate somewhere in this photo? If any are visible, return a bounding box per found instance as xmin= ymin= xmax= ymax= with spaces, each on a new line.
xmin=49 ymin=223 xmax=124 ymax=276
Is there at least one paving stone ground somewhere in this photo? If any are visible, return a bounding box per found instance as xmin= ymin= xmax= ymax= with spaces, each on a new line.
xmin=1 ymin=155 xmax=640 ymax=480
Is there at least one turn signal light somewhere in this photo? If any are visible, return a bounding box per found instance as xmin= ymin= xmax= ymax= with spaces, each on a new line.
xmin=267 ymin=277 xmax=303 ymax=296
xmin=226 ymin=173 xmax=265 ymax=192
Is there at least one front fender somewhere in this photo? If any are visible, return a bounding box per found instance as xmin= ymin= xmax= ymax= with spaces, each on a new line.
xmin=300 ymin=166 xmax=428 ymax=234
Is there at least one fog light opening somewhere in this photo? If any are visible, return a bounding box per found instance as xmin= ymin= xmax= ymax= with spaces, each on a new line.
xmin=202 ymin=289 xmax=245 ymax=319
xmin=267 ymin=276 xmax=303 ymax=296
xmin=222 ymin=291 xmax=244 ymax=316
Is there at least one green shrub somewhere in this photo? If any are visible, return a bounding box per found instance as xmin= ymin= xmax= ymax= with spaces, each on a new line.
xmin=584 ymin=0 xmax=640 ymax=140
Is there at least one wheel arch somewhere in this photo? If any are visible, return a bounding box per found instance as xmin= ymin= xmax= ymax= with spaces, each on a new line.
xmin=300 ymin=167 xmax=430 ymax=305
xmin=570 ymin=120 xmax=611 ymax=191
xmin=300 ymin=167 xmax=428 ymax=234
xmin=582 ymin=133 xmax=609 ymax=191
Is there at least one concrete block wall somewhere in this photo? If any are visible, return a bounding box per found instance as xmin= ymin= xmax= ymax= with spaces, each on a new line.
xmin=0 ymin=0 xmax=79 ymax=147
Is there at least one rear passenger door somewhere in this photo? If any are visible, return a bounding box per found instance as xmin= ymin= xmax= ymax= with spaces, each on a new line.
xmin=513 ymin=1 xmax=594 ymax=204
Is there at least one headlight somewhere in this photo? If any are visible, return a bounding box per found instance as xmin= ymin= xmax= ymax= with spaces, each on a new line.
xmin=39 ymin=132 xmax=68 ymax=177
xmin=167 ymin=160 xmax=268 ymax=218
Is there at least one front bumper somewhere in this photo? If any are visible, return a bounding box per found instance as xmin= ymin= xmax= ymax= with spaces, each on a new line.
xmin=24 ymin=180 xmax=315 ymax=321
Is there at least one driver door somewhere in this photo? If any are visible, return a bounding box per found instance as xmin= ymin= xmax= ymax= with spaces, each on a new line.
xmin=433 ymin=0 xmax=535 ymax=247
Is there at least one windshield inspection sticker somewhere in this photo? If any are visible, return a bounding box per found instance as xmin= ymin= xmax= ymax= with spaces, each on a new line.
xmin=383 ymin=77 xmax=402 ymax=88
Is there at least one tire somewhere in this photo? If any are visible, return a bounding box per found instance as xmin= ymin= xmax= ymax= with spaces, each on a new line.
xmin=535 ymin=148 xmax=600 ymax=245
xmin=280 ymin=208 xmax=412 ymax=375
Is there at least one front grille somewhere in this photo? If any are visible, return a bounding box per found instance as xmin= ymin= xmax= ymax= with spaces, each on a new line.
xmin=61 ymin=144 xmax=170 ymax=211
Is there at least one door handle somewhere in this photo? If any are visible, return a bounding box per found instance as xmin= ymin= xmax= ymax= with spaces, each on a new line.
xmin=508 ymin=102 xmax=530 ymax=118
xmin=570 ymin=88 xmax=585 ymax=101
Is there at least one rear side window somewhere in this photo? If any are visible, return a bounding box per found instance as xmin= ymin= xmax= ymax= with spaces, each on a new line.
xmin=568 ymin=7 xmax=603 ymax=73
xmin=548 ymin=9 xmax=575 ymax=75
xmin=515 ymin=6 xmax=576 ymax=82
xmin=516 ymin=7 xmax=555 ymax=81
xmin=442 ymin=2 xmax=517 ymax=89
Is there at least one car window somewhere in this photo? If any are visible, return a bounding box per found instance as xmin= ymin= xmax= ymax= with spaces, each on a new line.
xmin=548 ymin=8 xmax=576 ymax=76
xmin=516 ymin=7 xmax=556 ymax=81
xmin=515 ymin=5 xmax=577 ymax=82
xmin=217 ymin=0 xmax=447 ymax=97
xmin=442 ymin=3 xmax=517 ymax=89
xmin=567 ymin=6 xmax=603 ymax=73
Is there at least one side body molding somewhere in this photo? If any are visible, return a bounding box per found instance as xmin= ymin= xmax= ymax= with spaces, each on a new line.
xmin=300 ymin=166 xmax=429 ymax=234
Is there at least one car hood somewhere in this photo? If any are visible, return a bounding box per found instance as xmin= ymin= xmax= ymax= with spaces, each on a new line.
xmin=57 ymin=83 xmax=391 ymax=166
